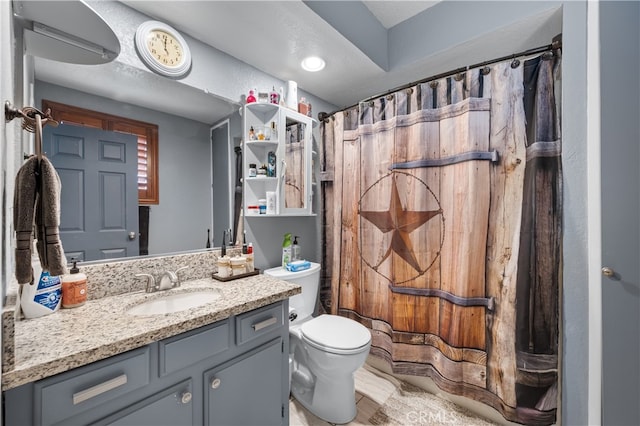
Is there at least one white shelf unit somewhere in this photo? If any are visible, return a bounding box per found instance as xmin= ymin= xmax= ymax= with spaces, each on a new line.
xmin=243 ymin=103 xmax=314 ymax=217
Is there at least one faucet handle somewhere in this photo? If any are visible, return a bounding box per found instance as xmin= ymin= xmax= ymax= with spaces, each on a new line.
xmin=135 ymin=273 xmax=157 ymax=293
xmin=173 ymin=266 xmax=189 ymax=287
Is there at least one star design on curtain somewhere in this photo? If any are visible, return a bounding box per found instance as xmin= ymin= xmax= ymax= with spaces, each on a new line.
xmin=359 ymin=173 xmax=442 ymax=272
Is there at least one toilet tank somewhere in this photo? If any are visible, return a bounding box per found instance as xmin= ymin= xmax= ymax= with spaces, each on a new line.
xmin=264 ymin=262 xmax=321 ymax=321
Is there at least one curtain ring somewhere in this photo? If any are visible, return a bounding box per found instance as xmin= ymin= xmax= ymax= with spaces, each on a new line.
xmin=369 ymin=100 xmax=375 ymax=107
xmin=454 ymin=73 xmax=464 ymax=81
xmin=386 ymin=94 xmax=394 ymax=101
xmin=406 ymin=88 xmax=413 ymax=94
xmin=542 ymin=51 xmax=554 ymax=61
xmin=480 ymin=66 xmax=491 ymax=75
xmin=429 ymin=81 xmax=439 ymax=88
xmin=344 ymin=110 xmax=349 ymax=117
xmin=511 ymin=58 xmax=520 ymax=68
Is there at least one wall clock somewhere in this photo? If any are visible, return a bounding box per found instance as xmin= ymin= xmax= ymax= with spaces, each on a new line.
xmin=135 ymin=20 xmax=191 ymax=78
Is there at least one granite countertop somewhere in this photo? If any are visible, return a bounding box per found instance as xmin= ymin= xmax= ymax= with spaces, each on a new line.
xmin=2 ymin=274 xmax=300 ymax=391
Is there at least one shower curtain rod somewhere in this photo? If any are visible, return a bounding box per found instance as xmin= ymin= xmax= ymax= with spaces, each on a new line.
xmin=318 ymin=36 xmax=562 ymax=121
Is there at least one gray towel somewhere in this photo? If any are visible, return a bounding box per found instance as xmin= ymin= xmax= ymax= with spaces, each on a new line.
xmin=13 ymin=156 xmax=67 ymax=284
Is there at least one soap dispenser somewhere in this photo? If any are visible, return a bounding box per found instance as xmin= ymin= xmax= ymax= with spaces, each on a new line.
xmin=61 ymin=258 xmax=87 ymax=308
xmin=291 ymin=236 xmax=301 ymax=262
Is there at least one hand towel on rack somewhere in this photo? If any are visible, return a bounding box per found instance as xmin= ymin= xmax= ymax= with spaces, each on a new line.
xmin=36 ymin=156 xmax=67 ymax=277
xmin=13 ymin=156 xmax=67 ymax=284
xmin=13 ymin=157 xmax=38 ymax=284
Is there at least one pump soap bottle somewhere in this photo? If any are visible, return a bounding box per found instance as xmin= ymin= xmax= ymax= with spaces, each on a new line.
xmin=292 ymin=236 xmax=301 ymax=262
xmin=61 ymin=259 xmax=87 ymax=308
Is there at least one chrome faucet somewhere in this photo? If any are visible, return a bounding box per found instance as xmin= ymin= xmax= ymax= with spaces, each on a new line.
xmin=135 ymin=267 xmax=189 ymax=293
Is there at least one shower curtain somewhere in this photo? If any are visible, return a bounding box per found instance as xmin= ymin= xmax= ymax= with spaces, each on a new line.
xmin=320 ymin=52 xmax=561 ymax=425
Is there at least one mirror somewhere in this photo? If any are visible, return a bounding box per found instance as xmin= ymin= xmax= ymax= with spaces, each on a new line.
xmin=284 ymin=122 xmax=306 ymax=209
xmin=34 ymin=75 xmax=240 ymax=262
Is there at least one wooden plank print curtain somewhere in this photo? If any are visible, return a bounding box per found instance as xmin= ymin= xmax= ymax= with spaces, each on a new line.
xmin=320 ymin=52 xmax=561 ymax=425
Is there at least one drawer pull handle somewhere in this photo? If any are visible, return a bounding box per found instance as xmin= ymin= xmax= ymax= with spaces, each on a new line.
xmin=72 ymin=374 xmax=128 ymax=405
xmin=252 ymin=316 xmax=277 ymax=331
xmin=211 ymin=378 xmax=221 ymax=389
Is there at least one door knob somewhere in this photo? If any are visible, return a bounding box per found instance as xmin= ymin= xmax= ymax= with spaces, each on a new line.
xmin=128 ymin=231 xmax=137 ymax=240
xmin=602 ymin=266 xmax=615 ymax=277
xmin=211 ymin=378 xmax=221 ymax=389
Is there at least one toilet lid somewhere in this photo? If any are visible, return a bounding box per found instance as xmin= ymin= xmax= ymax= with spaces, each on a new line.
xmin=300 ymin=315 xmax=371 ymax=351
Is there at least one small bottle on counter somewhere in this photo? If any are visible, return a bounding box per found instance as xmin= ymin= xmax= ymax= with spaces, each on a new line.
xmin=20 ymin=241 xmax=62 ymax=319
xmin=245 ymin=245 xmax=254 ymax=273
xmin=61 ymin=258 xmax=87 ymax=308
xmin=249 ymin=163 xmax=257 ymax=177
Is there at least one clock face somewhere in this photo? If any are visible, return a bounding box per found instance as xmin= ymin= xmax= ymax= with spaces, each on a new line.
xmin=135 ymin=21 xmax=191 ymax=78
xmin=146 ymin=30 xmax=183 ymax=68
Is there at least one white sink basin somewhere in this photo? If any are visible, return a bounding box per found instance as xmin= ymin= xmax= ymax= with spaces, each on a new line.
xmin=127 ymin=290 xmax=222 ymax=316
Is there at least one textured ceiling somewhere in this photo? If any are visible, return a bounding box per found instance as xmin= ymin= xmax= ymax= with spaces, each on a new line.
xmin=32 ymin=1 xmax=562 ymax=124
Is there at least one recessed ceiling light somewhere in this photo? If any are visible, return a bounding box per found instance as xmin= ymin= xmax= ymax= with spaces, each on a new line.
xmin=301 ymin=56 xmax=326 ymax=72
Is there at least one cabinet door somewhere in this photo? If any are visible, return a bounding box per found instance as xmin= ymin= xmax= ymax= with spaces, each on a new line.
xmin=280 ymin=110 xmax=312 ymax=216
xmin=93 ymin=380 xmax=194 ymax=426
xmin=205 ymin=338 xmax=284 ymax=426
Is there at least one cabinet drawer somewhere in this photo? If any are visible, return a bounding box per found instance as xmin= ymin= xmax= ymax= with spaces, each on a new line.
xmin=236 ymin=302 xmax=284 ymax=345
xmin=159 ymin=319 xmax=230 ymax=376
xmin=35 ymin=346 xmax=150 ymax=426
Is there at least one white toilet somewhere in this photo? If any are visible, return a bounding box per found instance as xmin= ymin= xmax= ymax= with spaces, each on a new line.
xmin=264 ymin=262 xmax=371 ymax=424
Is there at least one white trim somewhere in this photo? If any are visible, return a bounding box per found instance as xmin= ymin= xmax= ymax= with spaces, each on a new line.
xmin=586 ymin=1 xmax=602 ymax=424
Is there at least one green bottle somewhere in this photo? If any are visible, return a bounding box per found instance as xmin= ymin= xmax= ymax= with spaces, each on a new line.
xmin=282 ymin=233 xmax=292 ymax=268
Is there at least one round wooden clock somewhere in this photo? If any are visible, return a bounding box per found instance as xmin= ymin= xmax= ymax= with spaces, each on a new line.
xmin=135 ymin=21 xmax=191 ymax=78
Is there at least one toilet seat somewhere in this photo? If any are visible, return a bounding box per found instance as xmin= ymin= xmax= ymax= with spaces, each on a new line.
xmin=300 ymin=315 xmax=371 ymax=355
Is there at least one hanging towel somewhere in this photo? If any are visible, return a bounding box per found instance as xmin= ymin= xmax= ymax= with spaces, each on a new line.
xmin=13 ymin=156 xmax=67 ymax=284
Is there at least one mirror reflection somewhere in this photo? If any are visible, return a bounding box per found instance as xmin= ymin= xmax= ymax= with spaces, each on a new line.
xmin=284 ymin=123 xmax=306 ymax=209
xmin=35 ymin=79 xmax=239 ymax=262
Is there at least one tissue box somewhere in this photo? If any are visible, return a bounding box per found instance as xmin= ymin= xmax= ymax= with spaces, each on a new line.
xmin=286 ymin=260 xmax=311 ymax=272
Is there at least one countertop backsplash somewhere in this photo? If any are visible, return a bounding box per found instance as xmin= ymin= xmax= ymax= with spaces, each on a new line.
xmin=80 ymin=248 xmax=243 ymax=300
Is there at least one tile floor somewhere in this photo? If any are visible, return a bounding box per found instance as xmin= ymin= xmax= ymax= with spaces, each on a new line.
xmin=289 ymin=363 xmax=404 ymax=425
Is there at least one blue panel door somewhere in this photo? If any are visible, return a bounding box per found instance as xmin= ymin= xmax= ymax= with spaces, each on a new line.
xmin=43 ymin=124 xmax=139 ymax=261
xmin=601 ymin=2 xmax=640 ymax=425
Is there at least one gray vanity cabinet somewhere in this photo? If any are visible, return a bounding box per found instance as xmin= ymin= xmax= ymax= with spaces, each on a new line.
xmin=3 ymin=300 xmax=289 ymax=426
xmin=205 ymin=338 xmax=283 ymax=425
